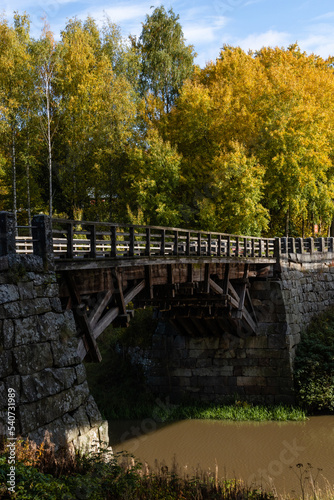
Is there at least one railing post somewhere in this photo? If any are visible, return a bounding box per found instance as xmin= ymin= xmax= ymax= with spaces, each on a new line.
xmin=160 ymin=229 xmax=166 ymax=256
xmin=307 ymin=237 xmax=314 ymax=254
xmin=207 ymin=233 xmax=212 ymax=257
xmin=243 ymin=237 xmax=247 ymax=257
xmin=217 ymin=234 xmax=221 ymax=257
xmin=197 ymin=232 xmax=201 ymax=256
xmin=173 ymin=230 xmax=179 ymax=256
xmin=145 ymin=227 xmax=151 ymax=257
xmin=111 ymin=226 xmax=117 ymax=258
xmin=280 ymin=237 xmax=287 ymax=255
xmin=66 ymin=222 xmax=74 ymax=259
xmin=274 ymin=237 xmax=281 ymax=260
xmin=0 ymin=212 xmax=16 ymax=256
xmin=235 ymin=237 xmax=239 ymax=257
xmin=329 ymin=237 xmax=334 ymax=253
xmin=88 ymin=224 xmax=97 ymax=258
xmin=251 ymin=238 xmax=255 ymax=257
xmin=226 ymin=236 xmax=230 ymax=257
xmin=288 ymin=237 xmax=296 ymax=254
xmin=32 ymin=215 xmax=54 ymax=269
xmin=129 ymin=227 xmax=135 ymax=257
xmin=295 ymin=237 xmax=302 ymax=254
xmin=318 ymin=237 xmax=325 ymax=253
xmin=186 ymin=231 xmax=190 ymax=256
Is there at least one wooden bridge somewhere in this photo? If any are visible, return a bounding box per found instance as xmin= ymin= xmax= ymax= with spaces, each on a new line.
xmin=1 ymin=212 xmax=333 ymax=363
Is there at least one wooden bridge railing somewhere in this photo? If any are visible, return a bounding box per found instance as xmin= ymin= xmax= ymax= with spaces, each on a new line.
xmin=49 ymin=219 xmax=276 ymax=260
xmin=1 ymin=212 xmax=334 ymax=263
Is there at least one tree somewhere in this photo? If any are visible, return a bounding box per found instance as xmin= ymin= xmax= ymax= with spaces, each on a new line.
xmin=31 ymin=19 xmax=58 ymax=219
xmin=166 ymin=44 xmax=334 ymax=236
xmin=54 ymin=17 xmax=137 ymax=219
xmin=126 ymin=129 xmax=182 ymax=227
xmin=0 ymin=13 xmax=35 ymax=231
xmin=138 ymin=6 xmax=195 ymax=115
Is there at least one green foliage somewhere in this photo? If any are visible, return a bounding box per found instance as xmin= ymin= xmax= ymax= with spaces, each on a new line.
xmin=1 ymin=10 xmax=334 ymax=236
xmin=127 ymin=130 xmax=182 ymax=227
xmin=0 ymin=448 xmax=276 ymax=499
xmin=294 ymin=307 xmax=334 ymax=412
xmin=138 ymin=6 xmax=195 ymax=114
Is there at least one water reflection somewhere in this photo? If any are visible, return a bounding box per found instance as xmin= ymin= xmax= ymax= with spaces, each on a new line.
xmin=109 ymin=416 xmax=334 ymax=496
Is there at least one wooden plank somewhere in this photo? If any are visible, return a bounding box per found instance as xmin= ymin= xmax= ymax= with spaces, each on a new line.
xmin=92 ymin=280 xmax=145 ymax=339
xmin=145 ymin=228 xmax=151 ymax=256
xmin=145 ymin=265 xmax=154 ymax=299
xmin=222 ymin=263 xmax=230 ymax=294
xmin=66 ymin=222 xmax=74 ymax=259
xmin=236 ymin=264 xmax=249 ymax=318
xmin=112 ymin=268 xmax=126 ymax=315
xmin=204 ymin=263 xmax=210 ymax=293
xmin=88 ymin=289 xmax=113 ymax=329
xmin=65 ymin=272 xmax=102 ymax=362
xmin=209 ymin=278 xmax=224 ymax=295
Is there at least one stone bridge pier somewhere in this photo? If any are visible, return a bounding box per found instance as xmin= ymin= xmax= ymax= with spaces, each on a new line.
xmin=0 ymin=213 xmax=109 ymax=451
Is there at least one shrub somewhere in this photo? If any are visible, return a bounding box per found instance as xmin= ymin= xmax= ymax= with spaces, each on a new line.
xmin=294 ymin=307 xmax=334 ymax=412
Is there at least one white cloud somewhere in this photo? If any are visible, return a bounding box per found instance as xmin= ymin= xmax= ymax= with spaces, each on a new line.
xmin=312 ymin=11 xmax=334 ymax=21
xmin=299 ymin=32 xmax=334 ymax=58
xmin=233 ymin=29 xmax=292 ymax=52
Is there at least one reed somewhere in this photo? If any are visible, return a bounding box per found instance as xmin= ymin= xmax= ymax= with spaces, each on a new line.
xmin=0 ymin=437 xmax=332 ymax=499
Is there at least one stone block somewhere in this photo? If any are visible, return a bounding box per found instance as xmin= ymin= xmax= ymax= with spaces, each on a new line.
xmin=50 ymin=298 xmax=63 ymax=313
xmin=183 ymin=358 xmax=197 ymax=369
xmin=237 ymin=376 xmax=266 ymax=386
xmin=98 ymin=421 xmax=109 ymax=447
xmin=51 ymin=339 xmax=81 ymax=367
xmin=1 ymin=319 xmax=14 ymax=349
xmin=196 ymin=358 xmax=211 ymax=368
xmin=242 ymin=366 xmax=278 ymax=377
xmin=0 ymin=350 xmax=12 ymax=378
xmin=74 ymin=427 xmax=100 ymax=453
xmin=0 ymin=284 xmax=19 ymax=304
xmin=18 ymin=282 xmax=37 ymax=300
xmin=13 ymin=343 xmax=53 ymax=375
xmin=4 ymin=298 xmax=51 ymax=319
xmin=171 ymin=368 xmax=192 ymax=377
xmin=85 ymin=394 xmax=103 ymax=427
xmin=268 ymin=335 xmax=288 ymax=350
xmin=62 ymin=413 xmax=81 ymax=443
xmin=244 ymin=336 xmax=268 ymax=349
xmin=75 ymin=364 xmax=87 ymax=385
xmin=72 ymin=405 xmax=91 ymax=430
xmin=20 ymin=382 xmax=90 ymax=434
xmin=36 ymin=283 xmax=59 ymax=298
xmin=21 ymin=367 xmax=77 ymax=403
xmin=39 ymin=312 xmax=76 ymax=342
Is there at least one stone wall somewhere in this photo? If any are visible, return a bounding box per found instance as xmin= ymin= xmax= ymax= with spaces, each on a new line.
xmin=143 ymin=253 xmax=334 ymax=404
xmin=0 ymin=254 xmax=108 ymax=452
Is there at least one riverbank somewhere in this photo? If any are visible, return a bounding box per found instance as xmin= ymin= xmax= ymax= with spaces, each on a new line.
xmin=1 ymin=437 xmax=333 ymax=500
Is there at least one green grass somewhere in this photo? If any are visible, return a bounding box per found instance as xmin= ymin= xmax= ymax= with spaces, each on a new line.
xmin=140 ymin=400 xmax=308 ymax=423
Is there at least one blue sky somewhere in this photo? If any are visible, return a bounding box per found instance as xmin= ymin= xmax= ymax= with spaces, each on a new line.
xmin=2 ymin=0 xmax=334 ymax=67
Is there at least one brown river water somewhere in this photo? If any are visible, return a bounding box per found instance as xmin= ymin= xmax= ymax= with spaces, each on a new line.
xmin=109 ymin=415 xmax=334 ymax=497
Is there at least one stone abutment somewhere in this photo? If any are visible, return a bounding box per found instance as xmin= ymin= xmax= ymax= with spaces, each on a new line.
xmin=0 ymin=253 xmax=109 ymax=451
xmin=140 ymin=253 xmax=334 ymax=404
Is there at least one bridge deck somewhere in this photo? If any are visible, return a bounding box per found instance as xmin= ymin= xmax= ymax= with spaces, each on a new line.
xmin=2 ymin=212 xmax=334 ymax=362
